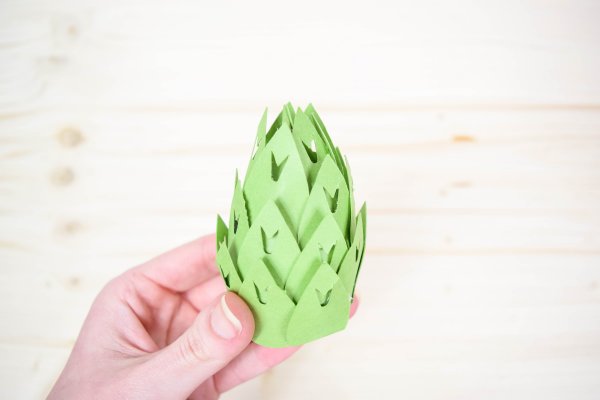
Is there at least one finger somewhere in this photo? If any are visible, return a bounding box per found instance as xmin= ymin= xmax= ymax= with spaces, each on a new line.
xmin=137 ymin=235 xmax=219 ymax=292
xmin=183 ymin=275 xmax=228 ymax=311
xmin=350 ymin=292 xmax=360 ymax=318
xmin=136 ymin=292 xmax=254 ymax=399
xmin=214 ymin=343 xmax=300 ymax=393
xmin=215 ymin=294 xmax=360 ymax=392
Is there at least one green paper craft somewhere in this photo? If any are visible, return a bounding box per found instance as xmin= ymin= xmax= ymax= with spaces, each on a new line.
xmin=216 ymin=103 xmax=367 ymax=347
xmin=239 ymin=259 xmax=296 ymax=347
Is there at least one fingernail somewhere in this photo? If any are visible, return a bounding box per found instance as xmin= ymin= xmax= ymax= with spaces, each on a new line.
xmin=211 ymin=294 xmax=242 ymax=339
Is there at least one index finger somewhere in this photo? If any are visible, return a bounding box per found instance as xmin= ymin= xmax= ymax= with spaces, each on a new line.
xmin=136 ymin=234 xmax=219 ymax=292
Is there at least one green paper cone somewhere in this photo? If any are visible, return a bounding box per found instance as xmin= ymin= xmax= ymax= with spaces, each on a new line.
xmin=216 ymin=103 xmax=367 ymax=347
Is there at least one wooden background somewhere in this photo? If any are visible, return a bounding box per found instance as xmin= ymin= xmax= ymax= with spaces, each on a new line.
xmin=1 ymin=0 xmax=600 ymax=398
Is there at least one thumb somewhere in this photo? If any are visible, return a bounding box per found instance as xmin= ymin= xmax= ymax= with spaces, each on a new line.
xmin=139 ymin=292 xmax=255 ymax=399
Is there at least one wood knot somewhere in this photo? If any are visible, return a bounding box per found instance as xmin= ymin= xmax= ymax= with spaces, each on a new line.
xmin=67 ymin=24 xmax=79 ymax=38
xmin=57 ymin=127 xmax=84 ymax=148
xmin=451 ymin=181 xmax=472 ymax=188
xmin=66 ymin=276 xmax=81 ymax=288
xmin=452 ymin=135 xmax=475 ymax=143
xmin=58 ymin=220 xmax=83 ymax=236
xmin=50 ymin=167 xmax=75 ymax=186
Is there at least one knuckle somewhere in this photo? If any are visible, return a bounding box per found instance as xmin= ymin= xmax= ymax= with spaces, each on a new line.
xmin=179 ymin=329 xmax=211 ymax=364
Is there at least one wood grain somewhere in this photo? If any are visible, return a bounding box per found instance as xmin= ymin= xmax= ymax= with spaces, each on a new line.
xmin=1 ymin=0 xmax=599 ymax=399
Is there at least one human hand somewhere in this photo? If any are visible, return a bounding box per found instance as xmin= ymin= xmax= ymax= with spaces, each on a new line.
xmin=48 ymin=234 xmax=358 ymax=399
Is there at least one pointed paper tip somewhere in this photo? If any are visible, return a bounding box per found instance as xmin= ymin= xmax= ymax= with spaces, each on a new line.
xmin=255 ymin=108 xmax=269 ymax=149
xmin=359 ymin=202 xmax=367 ymax=215
xmin=216 ymin=214 xmax=228 ymax=248
xmin=344 ymin=154 xmax=352 ymax=170
xmin=360 ymin=202 xmax=367 ymax=239
xmin=282 ymin=102 xmax=296 ymax=129
xmin=260 ymin=108 xmax=268 ymax=125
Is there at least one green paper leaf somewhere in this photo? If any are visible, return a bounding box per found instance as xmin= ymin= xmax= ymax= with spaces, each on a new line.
xmin=304 ymin=105 xmax=334 ymax=154
xmin=345 ymin=155 xmax=356 ymax=240
xmin=297 ymin=155 xmax=350 ymax=248
xmin=228 ymin=173 xmax=250 ymax=260
xmin=334 ymin=147 xmax=348 ymax=185
xmin=243 ymin=123 xmax=310 ymax=232
xmin=291 ymin=109 xmax=328 ymax=185
xmin=216 ymin=214 xmax=228 ymax=248
xmin=354 ymin=203 xmax=367 ymax=298
xmin=264 ymin=108 xmax=285 ymax=146
xmin=239 ymin=259 xmax=295 ymax=347
xmin=237 ymin=201 xmax=300 ymax=286
xmin=216 ymin=241 xmax=242 ymax=291
xmin=304 ymin=104 xmax=345 ymax=175
xmin=338 ymin=204 xmax=365 ymax=297
xmin=359 ymin=202 xmax=367 ymax=261
xmin=252 ymin=108 xmax=268 ymax=158
xmin=285 ymin=213 xmax=348 ymax=302
xmin=286 ymin=263 xmax=351 ymax=346
xmin=281 ymin=102 xmax=296 ymax=129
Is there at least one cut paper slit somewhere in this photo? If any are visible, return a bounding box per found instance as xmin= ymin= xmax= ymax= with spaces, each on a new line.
xmin=216 ymin=103 xmax=366 ymax=347
xmin=323 ymin=187 xmax=340 ymax=213
xmin=316 ymin=288 xmax=333 ymax=307
xmin=318 ymin=243 xmax=336 ymax=265
xmin=271 ymin=153 xmax=289 ymax=181
xmin=261 ymin=227 xmax=279 ymax=254
xmin=291 ymin=109 xmax=328 ymax=185
xmin=233 ymin=212 xmax=239 ymax=234
xmin=254 ymin=282 xmax=268 ymax=305
xmin=302 ymin=139 xmax=318 ymax=163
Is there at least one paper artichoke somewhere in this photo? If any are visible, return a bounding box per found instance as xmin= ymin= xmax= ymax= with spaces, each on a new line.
xmin=216 ymin=103 xmax=367 ymax=347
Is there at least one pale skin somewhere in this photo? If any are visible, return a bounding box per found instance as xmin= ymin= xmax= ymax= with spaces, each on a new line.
xmin=48 ymin=234 xmax=359 ymax=400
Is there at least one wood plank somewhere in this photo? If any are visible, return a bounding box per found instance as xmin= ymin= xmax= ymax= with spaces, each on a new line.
xmin=2 ymin=210 xmax=600 ymax=261
xmin=253 ymin=334 xmax=600 ymax=400
xmin=2 ymin=252 xmax=599 ymax=343
xmin=0 ymin=344 xmax=69 ymax=400
xmin=1 ymin=254 xmax=600 ymax=398
xmin=1 ymin=0 xmax=600 ymax=113
xmin=2 ymin=110 xmax=599 ymax=215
